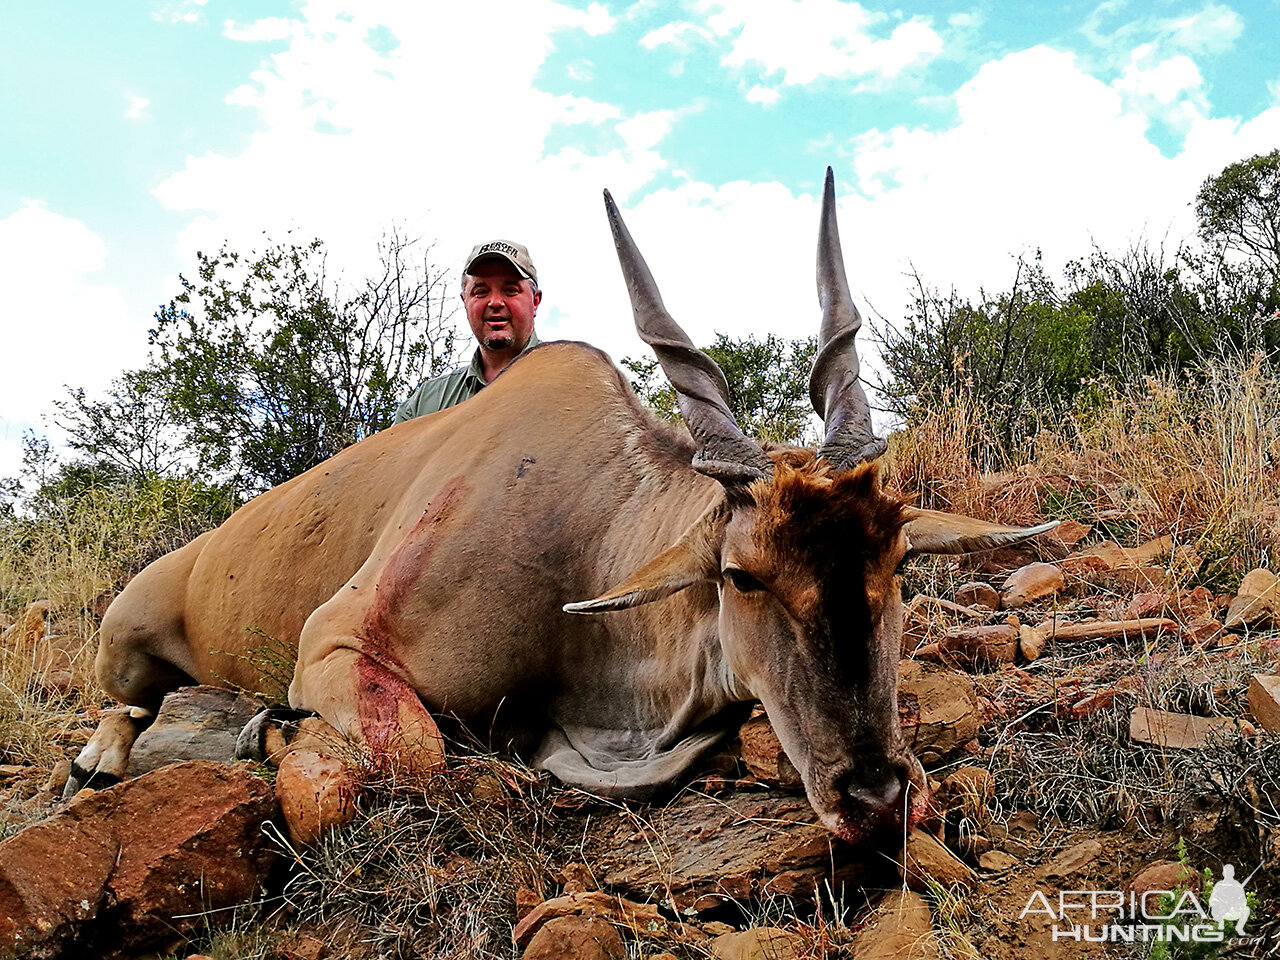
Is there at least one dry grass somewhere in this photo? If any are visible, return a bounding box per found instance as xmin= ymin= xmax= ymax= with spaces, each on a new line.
xmin=884 ymin=351 xmax=1280 ymax=587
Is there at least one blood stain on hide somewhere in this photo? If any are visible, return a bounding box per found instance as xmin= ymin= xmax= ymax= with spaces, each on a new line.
xmin=353 ymin=655 xmax=419 ymax=751
xmin=360 ymin=476 xmax=469 ymax=661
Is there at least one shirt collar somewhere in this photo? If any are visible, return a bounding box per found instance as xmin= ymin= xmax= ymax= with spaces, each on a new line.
xmin=465 ymin=331 xmax=541 ymax=383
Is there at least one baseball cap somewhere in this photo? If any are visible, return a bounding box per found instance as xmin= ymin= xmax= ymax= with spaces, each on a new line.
xmin=463 ymin=239 xmax=537 ymax=284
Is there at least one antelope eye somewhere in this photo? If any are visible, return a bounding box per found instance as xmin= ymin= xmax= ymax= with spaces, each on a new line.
xmin=724 ymin=568 xmax=764 ymax=593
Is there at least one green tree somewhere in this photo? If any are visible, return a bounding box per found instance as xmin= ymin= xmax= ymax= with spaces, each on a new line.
xmin=145 ymin=230 xmax=458 ymax=492
xmin=1195 ymin=149 xmax=1280 ymax=282
xmin=623 ymin=333 xmax=818 ymax=446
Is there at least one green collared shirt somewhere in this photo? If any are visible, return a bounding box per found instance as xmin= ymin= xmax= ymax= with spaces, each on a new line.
xmin=392 ymin=333 xmax=541 ymax=424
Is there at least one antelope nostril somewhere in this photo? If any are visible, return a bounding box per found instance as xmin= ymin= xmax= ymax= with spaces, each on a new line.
xmin=834 ymin=758 xmax=913 ymax=824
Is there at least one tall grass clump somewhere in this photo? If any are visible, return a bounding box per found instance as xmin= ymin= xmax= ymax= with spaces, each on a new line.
xmin=1070 ymin=351 xmax=1280 ymax=580
xmin=0 ymin=472 xmax=238 ymax=636
xmin=883 ymin=351 xmax=1280 ymax=582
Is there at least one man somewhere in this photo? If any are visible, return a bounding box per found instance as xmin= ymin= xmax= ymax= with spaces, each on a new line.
xmin=392 ymin=239 xmax=542 ymax=424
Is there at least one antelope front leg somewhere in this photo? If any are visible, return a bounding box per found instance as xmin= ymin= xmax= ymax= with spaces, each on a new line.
xmin=290 ymin=644 xmax=445 ymax=776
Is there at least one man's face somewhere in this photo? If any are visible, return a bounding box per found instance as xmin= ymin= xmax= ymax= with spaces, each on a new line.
xmin=462 ymin=258 xmax=540 ymax=355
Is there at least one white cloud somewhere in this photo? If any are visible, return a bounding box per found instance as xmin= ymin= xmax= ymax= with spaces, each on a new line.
xmin=223 ymin=16 xmax=294 ymax=43
xmin=843 ymin=45 xmax=1280 ymax=318
xmin=698 ymin=0 xmax=944 ymax=86
xmin=150 ymin=1 xmax=673 ymax=367
xmin=152 ymin=0 xmax=208 ymax=25
xmin=125 ymin=96 xmax=151 ymax=120
xmin=124 ymin=5 xmax=1280 ymax=453
xmin=1164 ymin=3 xmax=1243 ymax=54
xmin=0 ymin=203 xmax=144 ymax=477
xmin=640 ymin=20 xmax=714 ymax=51
xmin=745 ymin=84 xmax=780 ymax=106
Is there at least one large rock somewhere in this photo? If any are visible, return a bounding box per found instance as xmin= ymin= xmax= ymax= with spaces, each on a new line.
xmin=584 ymin=793 xmax=878 ymax=911
xmin=0 ymin=761 xmax=277 ymax=959
xmin=523 ymin=916 xmax=624 ymax=960
xmin=127 ymin=685 xmax=264 ymax=776
xmin=852 ymin=890 xmax=939 ymax=960
xmin=898 ymin=661 xmax=981 ymax=763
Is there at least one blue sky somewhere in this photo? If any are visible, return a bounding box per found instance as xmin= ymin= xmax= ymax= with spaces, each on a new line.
xmin=2 ymin=0 xmax=1278 ymax=477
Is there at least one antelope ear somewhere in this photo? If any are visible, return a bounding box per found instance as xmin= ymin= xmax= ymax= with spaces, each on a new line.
xmin=564 ymin=502 xmax=725 ymax=614
xmin=904 ymin=508 xmax=1059 ymax=557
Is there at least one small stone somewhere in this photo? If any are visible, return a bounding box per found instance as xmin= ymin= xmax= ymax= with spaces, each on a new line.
xmin=954 ymin=582 xmax=1000 ymax=610
xmin=737 ymin=715 xmax=802 ymax=789
xmin=918 ymin=624 xmax=1018 ymax=670
xmin=1000 ymin=563 xmax=1065 ymax=609
xmin=1185 ymin=619 xmax=1225 ymax=646
xmin=1247 ymin=675 xmax=1280 ymax=733
xmin=42 ymin=759 xmax=71 ymax=797
xmin=1040 ymin=838 xmax=1103 ymax=880
xmin=1225 ymin=568 xmax=1280 ymax=628
xmin=275 ymin=748 xmax=359 ymax=847
xmin=936 ymin=766 xmax=992 ymax=810
xmin=898 ymin=828 xmax=976 ymax=892
xmin=1018 ymin=625 xmax=1046 ymax=661
xmin=515 ymin=887 xmax=542 ymax=921
xmin=710 ymin=927 xmax=805 ymax=960
xmin=560 ymin=862 xmax=597 ymax=894
xmin=978 ymin=850 xmax=1019 ymax=872
xmin=523 ymin=916 xmax=624 ymax=960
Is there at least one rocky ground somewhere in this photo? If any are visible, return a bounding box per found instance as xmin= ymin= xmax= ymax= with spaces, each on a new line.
xmin=1 ymin=521 xmax=1278 ymax=960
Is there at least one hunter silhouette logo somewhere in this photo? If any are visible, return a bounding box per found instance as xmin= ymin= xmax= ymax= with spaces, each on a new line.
xmin=1020 ymin=861 xmax=1260 ymax=945
xmin=1208 ymin=864 xmax=1250 ymax=936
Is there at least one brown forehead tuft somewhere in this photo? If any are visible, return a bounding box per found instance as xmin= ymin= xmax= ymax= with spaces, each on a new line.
xmin=747 ymin=455 xmax=907 ymax=568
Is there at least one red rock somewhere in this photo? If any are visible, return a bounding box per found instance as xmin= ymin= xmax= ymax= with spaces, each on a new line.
xmin=1040 ymin=838 xmax=1103 ymax=880
xmin=1129 ymin=861 xmax=1196 ymax=900
xmin=523 ymin=916 xmax=624 ymax=960
xmin=1126 ymin=592 xmax=1167 ymax=619
xmin=978 ymin=850 xmax=1019 ymax=872
xmin=897 ymin=828 xmax=975 ymax=892
xmin=710 ymin=927 xmax=805 ymax=960
xmin=1226 ymin=569 xmax=1280 ymax=628
xmin=1049 ymin=520 xmax=1092 ymax=550
xmin=1000 ymin=563 xmax=1065 ymax=609
xmin=0 ymin=761 xmax=276 ymax=959
xmin=852 ymin=890 xmax=939 ymax=959
xmin=954 ymin=582 xmax=1000 ymax=610
xmin=1185 ymin=618 xmax=1225 ymax=646
xmin=275 ymin=748 xmax=359 ymax=847
xmin=898 ymin=662 xmax=981 ymax=763
xmin=1129 ymin=707 xmax=1241 ymax=749
xmin=1059 ymin=554 xmax=1110 ymax=575
xmin=936 ymin=766 xmax=993 ymax=810
xmin=737 ymin=715 xmax=802 ymax=788
xmin=1247 ymin=675 xmax=1280 ymax=733
xmin=916 ymin=624 xmax=1018 ymax=670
